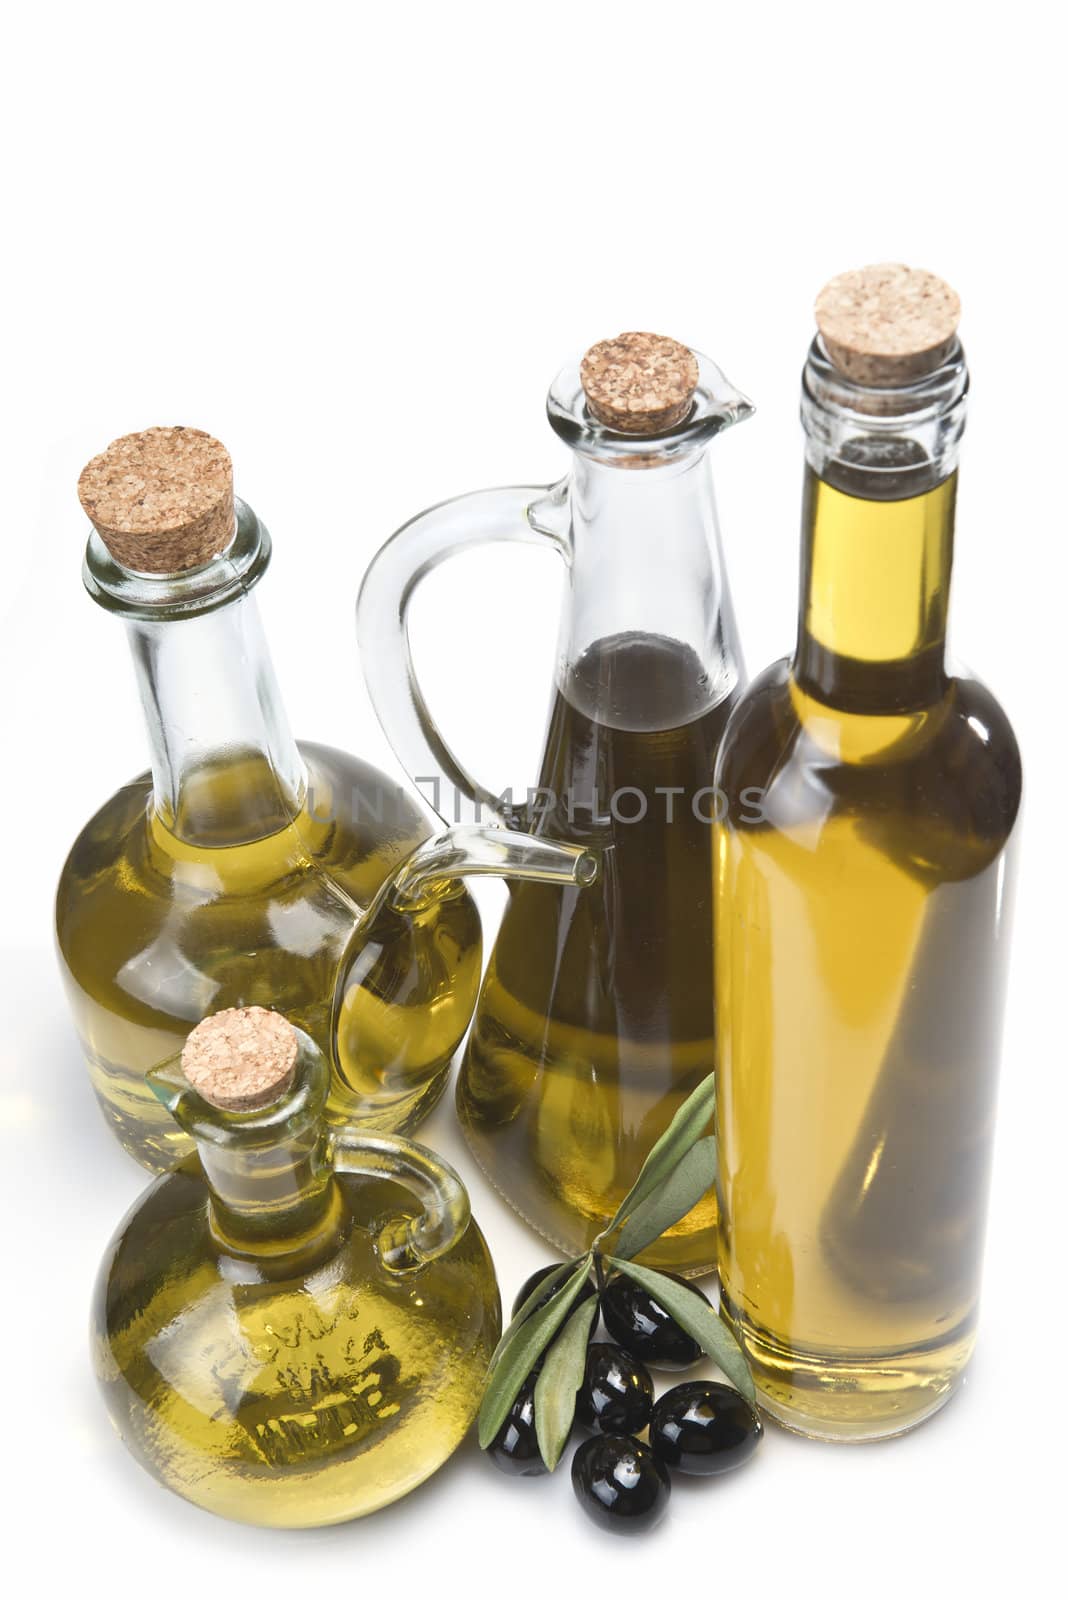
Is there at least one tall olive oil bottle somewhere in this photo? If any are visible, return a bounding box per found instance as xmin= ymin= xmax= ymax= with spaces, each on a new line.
xmin=714 ymin=266 xmax=1021 ymax=1440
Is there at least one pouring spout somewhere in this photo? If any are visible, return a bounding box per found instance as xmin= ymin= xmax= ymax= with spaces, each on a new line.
xmin=701 ymin=355 xmax=756 ymax=432
xmin=145 ymin=1057 xmax=189 ymax=1118
xmin=385 ymin=824 xmax=597 ymax=914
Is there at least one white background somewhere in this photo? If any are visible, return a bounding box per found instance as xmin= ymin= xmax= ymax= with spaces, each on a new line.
xmin=1 ymin=3 xmax=1062 ymax=1594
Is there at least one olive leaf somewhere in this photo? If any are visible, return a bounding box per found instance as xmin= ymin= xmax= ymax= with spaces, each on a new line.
xmin=605 ymin=1255 xmax=755 ymax=1404
xmin=613 ymin=1136 xmax=717 ymax=1262
xmin=496 ymin=1261 xmax=576 ymax=1352
xmin=483 ymin=1257 xmax=581 ymax=1387
xmin=477 ymin=1255 xmax=594 ymax=1448
xmin=595 ymin=1073 xmax=716 ymax=1245
xmin=533 ymin=1295 xmax=599 ymax=1471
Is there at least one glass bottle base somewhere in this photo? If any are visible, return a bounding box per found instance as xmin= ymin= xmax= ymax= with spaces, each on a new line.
xmin=758 ymin=1377 xmax=960 ymax=1443
xmin=721 ymin=1292 xmax=975 ymax=1443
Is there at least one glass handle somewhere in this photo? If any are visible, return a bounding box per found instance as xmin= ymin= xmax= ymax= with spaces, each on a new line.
xmin=357 ymin=481 xmax=569 ymax=828
xmin=327 ymin=1126 xmax=472 ymax=1273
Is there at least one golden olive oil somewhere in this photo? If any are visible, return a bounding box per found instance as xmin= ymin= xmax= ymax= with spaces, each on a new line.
xmin=93 ymin=1167 xmax=499 ymax=1526
xmin=715 ymin=470 xmax=1021 ymax=1439
xmin=57 ymin=742 xmax=481 ymax=1171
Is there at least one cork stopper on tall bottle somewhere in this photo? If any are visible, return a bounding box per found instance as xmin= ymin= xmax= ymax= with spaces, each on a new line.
xmin=814 ymin=264 xmax=961 ymax=387
xmin=580 ymin=331 xmax=700 ymax=434
xmin=78 ymin=425 xmax=234 ymax=574
xmin=181 ymin=1006 xmax=298 ymax=1111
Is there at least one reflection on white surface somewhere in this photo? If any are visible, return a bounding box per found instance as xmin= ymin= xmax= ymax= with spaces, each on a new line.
xmin=0 ymin=1090 xmax=38 ymax=1128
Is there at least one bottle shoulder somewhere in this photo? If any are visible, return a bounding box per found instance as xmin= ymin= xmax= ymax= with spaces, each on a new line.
xmin=56 ymin=742 xmax=434 ymax=920
xmin=94 ymin=1164 xmax=498 ymax=1370
xmin=54 ymin=740 xmax=478 ymax=1042
xmin=298 ymin=741 xmax=435 ymax=898
xmin=715 ymin=658 xmax=1022 ymax=873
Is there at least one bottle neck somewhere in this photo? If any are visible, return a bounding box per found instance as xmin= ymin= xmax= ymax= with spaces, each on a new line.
xmin=125 ymin=592 xmax=306 ymax=844
xmin=152 ymin=1041 xmax=345 ymax=1264
xmin=196 ymin=1111 xmax=344 ymax=1262
xmin=559 ymin=452 xmax=741 ymax=720
xmin=792 ymin=336 xmax=967 ymax=713
xmin=84 ymin=501 xmax=306 ymax=846
xmin=792 ymin=465 xmax=957 ymax=711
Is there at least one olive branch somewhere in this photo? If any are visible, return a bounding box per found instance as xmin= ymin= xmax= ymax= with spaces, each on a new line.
xmin=477 ymin=1074 xmax=755 ymax=1471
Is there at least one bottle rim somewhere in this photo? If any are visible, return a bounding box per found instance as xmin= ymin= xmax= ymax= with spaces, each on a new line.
xmin=802 ymin=334 xmax=969 ymax=431
xmin=801 ymin=336 xmax=969 ymax=490
xmin=82 ymin=497 xmax=270 ymax=620
xmin=547 ymin=349 xmax=754 ymax=465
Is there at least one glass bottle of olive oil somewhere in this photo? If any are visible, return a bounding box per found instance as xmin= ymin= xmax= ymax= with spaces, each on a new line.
xmin=57 ymin=427 xmax=590 ymax=1171
xmin=55 ymin=426 xmax=484 ymax=1170
xmin=93 ymin=1007 xmax=500 ymax=1527
xmin=714 ymin=266 xmax=1021 ymax=1440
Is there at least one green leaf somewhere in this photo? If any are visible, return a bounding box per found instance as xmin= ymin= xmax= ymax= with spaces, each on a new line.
xmin=478 ymin=1255 xmax=594 ymax=1448
xmin=484 ymin=1259 xmax=581 ymax=1386
xmin=533 ymin=1295 xmax=599 ymax=1471
xmin=491 ymin=1260 xmax=576 ymax=1368
xmin=596 ymin=1073 xmax=715 ymax=1242
xmin=613 ymin=1137 xmax=717 ymax=1262
xmin=605 ymin=1256 xmax=755 ymax=1404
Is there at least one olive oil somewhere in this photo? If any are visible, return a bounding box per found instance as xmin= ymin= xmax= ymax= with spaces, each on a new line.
xmin=715 ymin=462 xmax=1021 ymax=1439
xmin=459 ymin=632 xmax=737 ymax=1274
xmin=93 ymin=1013 xmax=500 ymax=1527
xmin=96 ymin=1166 xmax=499 ymax=1525
xmin=58 ymin=743 xmax=481 ymax=1172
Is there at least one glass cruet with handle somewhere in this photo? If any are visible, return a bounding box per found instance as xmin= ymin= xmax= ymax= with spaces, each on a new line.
xmin=92 ymin=1005 xmax=502 ymax=1527
xmin=357 ymin=332 xmax=751 ymax=1275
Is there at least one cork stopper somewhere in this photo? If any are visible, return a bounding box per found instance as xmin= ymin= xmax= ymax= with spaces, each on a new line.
xmin=78 ymin=425 xmax=235 ymax=574
xmin=815 ymin=264 xmax=961 ymax=388
xmin=181 ymin=1007 xmax=298 ymax=1112
xmin=580 ymin=331 xmax=699 ymax=435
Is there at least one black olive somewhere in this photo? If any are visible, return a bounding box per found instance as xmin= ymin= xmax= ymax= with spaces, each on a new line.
xmin=486 ymin=1379 xmax=548 ymax=1476
xmin=600 ymin=1271 xmax=708 ymax=1368
xmin=512 ymin=1263 xmax=599 ymax=1324
xmin=649 ymin=1381 xmax=763 ymax=1475
xmin=571 ymin=1435 xmax=671 ymax=1534
xmin=577 ymin=1343 xmax=654 ymax=1436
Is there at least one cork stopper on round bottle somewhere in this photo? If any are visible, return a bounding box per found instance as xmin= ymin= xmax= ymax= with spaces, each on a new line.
xmin=814 ymin=264 xmax=961 ymax=387
xmin=580 ymin=331 xmax=700 ymax=434
xmin=78 ymin=425 xmax=235 ymax=574
xmin=181 ymin=1006 xmax=298 ymax=1112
